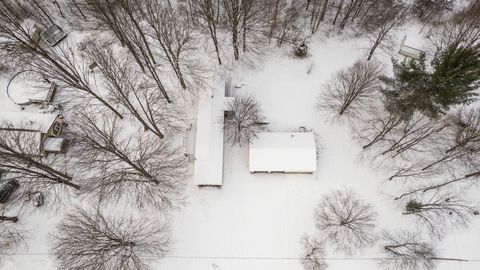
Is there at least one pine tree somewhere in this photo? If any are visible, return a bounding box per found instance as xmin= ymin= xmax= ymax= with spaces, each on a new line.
xmin=430 ymin=45 xmax=480 ymax=109
xmin=381 ymin=44 xmax=480 ymax=119
xmin=381 ymin=55 xmax=435 ymax=118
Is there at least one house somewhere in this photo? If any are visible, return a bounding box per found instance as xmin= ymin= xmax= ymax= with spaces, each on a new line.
xmin=398 ymin=35 xmax=424 ymax=60
xmin=192 ymin=82 xmax=235 ymax=186
xmin=249 ymin=132 xmax=317 ymax=173
xmin=0 ymin=112 xmax=66 ymax=155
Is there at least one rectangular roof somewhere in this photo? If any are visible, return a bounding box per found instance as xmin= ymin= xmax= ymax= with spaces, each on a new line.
xmin=193 ymin=86 xmax=230 ymax=186
xmin=43 ymin=137 xmax=66 ymax=152
xmin=249 ymin=132 xmax=317 ymax=173
xmin=0 ymin=112 xmax=58 ymax=133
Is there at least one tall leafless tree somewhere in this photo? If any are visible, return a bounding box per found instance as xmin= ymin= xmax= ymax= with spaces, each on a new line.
xmin=353 ymin=106 xmax=407 ymax=150
xmin=318 ymin=60 xmax=383 ymax=119
xmin=314 ymin=188 xmax=377 ymax=255
xmin=70 ymin=112 xmax=187 ymax=211
xmin=141 ymin=1 xmax=194 ymax=90
xmin=0 ymin=1 xmax=123 ymax=117
xmin=223 ymin=94 xmax=266 ymax=146
xmin=0 ymin=130 xmax=80 ymax=206
xmin=190 ymin=0 xmax=223 ymax=65
xmin=379 ymin=113 xmax=449 ymax=159
xmin=71 ymin=0 xmax=172 ymax=103
xmin=402 ymin=191 xmax=478 ymax=239
xmin=221 ymin=0 xmax=245 ymax=60
xmin=0 ymin=216 xmax=24 ymax=266
xmin=85 ymin=41 xmax=184 ymax=139
xmin=362 ymin=1 xmax=407 ymax=60
xmin=379 ymin=230 xmax=437 ymax=270
xmin=309 ymin=0 xmax=329 ymax=33
xmin=420 ymin=108 xmax=480 ymax=172
xmin=52 ymin=207 xmax=170 ymax=270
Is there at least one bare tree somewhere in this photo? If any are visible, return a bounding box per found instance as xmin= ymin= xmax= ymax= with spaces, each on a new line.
xmin=314 ymin=188 xmax=377 ymax=255
xmin=221 ymin=0 xmax=243 ymax=60
xmin=223 ymin=94 xmax=266 ymax=146
xmin=0 ymin=130 xmax=80 ymax=206
xmin=362 ymin=1 xmax=407 ymax=60
xmin=72 ymin=0 xmax=172 ymax=103
xmin=190 ymin=0 xmax=223 ymax=64
xmin=51 ymin=207 xmax=170 ymax=270
xmin=300 ymin=234 xmax=328 ymax=270
xmin=379 ymin=113 xmax=449 ymax=159
xmin=29 ymin=42 xmax=124 ymax=118
xmin=379 ymin=230 xmax=437 ymax=270
xmin=453 ymin=0 xmax=480 ymax=24
xmin=70 ymin=112 xmax=187 ymax=211
xmin=402 ymin=191 xmax=478 ymax=239
xmin=412 ymin=0 xmax=453 ymax=24
xmin=141 ymin=1 xmax=195 ymax=90
xmin=0 ymin=1 xmax=123 ymax=117
xmin=309 ymin=0 xmax=329 ymax=33
xmin=239 ymin=0 xmax=268 ymax=53
xmin=386 ymin=161 xmax=440 ymax=182
xmin=421 ymin=108 xmax=480 ymax=172
xmin=86 ymin=41 xmax=184 ymax=139
xmin=267 ymin=1 xmax=304 ymax=46
xmin=353 ymin=106 xmax=406 ymax=150
xmin=318 ymin=60 xmax=383 ymax=119
xmin=0 ymin=216 xmax=24 ymax=266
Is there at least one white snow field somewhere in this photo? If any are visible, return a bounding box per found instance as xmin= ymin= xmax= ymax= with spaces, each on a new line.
xmin=156 ymin=34 xmax=480 ymax=270
xmin=1 ymin=25 xmax=479 ymax=270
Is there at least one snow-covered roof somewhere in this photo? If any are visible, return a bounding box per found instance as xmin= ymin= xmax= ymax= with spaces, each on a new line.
xmin=249 ymin=132 xmax=317 ymax=173
xmin=43 ymin=137 xmax=65 ymax=152
xmin=0 ymin=112 xmax=59 ymax=133
xmin=193 ymin=85 xmax=232 ymax=186
xmin=399 ymin=35 xmax=423 ymax=60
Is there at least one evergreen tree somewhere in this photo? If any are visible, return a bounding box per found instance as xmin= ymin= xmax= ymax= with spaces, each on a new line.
xmin=430 ymin=45 xmax=480 ymax=109
xmin=381 ymin=55 xmax=435 ymax=118
xmin=381 ymin=44 xmax=480 ymax=118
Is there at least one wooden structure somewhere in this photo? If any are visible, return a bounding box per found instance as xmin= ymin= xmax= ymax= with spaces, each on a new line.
xmin=399 ymin=36 xmax=424 ymax=60
xmin=0 ymin=112 xmax=65 ymax=156
xmin=42 ymin=24 xmax=67 ymax=46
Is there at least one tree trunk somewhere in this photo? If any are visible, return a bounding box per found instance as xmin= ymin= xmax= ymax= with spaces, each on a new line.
xmin=332 ymin=0 xmax=345 ymax=25
xmin=232 ymin=30 xmax=240 ymax=60
xmin=0 ymin=216 xmax=18 ymax=223
xmin=320 ymin=0 xmax=329 ymax=22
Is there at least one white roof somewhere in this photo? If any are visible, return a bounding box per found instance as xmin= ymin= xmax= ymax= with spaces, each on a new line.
xmin=249 ymin=132 xmax=317 ymax=173
xmin=399 ymin=45 xmax=423 ymax=59
xmin=193 ymin=87 xmax=231 ymax=186
xmin=0 ymin=112 xmax=58 ymax=133
xmin=43 ymin=137 xmax=66 ymax=152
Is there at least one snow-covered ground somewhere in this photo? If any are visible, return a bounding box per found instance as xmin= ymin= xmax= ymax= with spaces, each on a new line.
xmin=157 ymin=34 xmax=480 ymax=270
xmin=1 ymin=24 xmax=480 ymax=270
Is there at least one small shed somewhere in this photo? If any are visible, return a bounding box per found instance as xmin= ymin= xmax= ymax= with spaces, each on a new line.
xmin=42 ymin=24 xmax=67 ymax=46
xmin=43 ymin=137 xmax=67 ymax=153
xmin=0 ymin=112 xmax=64 ymax=136
xmin=0 ymin=112 xmax=65 ymax=155
xmin=249 ymin=132 xmax=317 ymax=173
xmin=399 ymin=35 xmax=424 ymax=60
